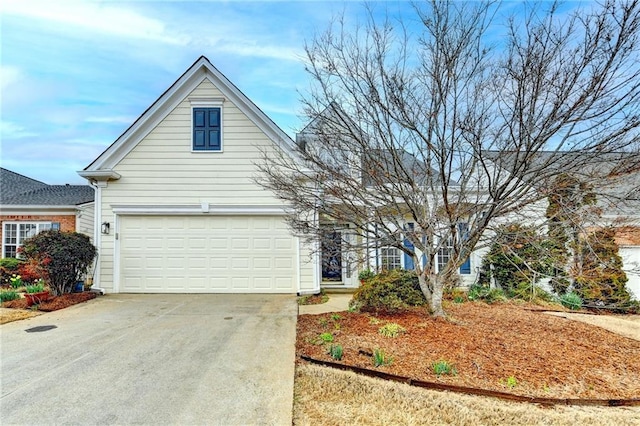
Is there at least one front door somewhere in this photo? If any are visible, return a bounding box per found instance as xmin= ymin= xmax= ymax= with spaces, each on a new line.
xmin=321 ymin=227 xmax=356 ymax=286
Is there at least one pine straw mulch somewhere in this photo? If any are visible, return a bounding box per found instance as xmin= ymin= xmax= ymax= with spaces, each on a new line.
xmin=2 ymin=292 xmax=97 ymax=312
xmin=296 ymin=301 xmax=640 ymax=400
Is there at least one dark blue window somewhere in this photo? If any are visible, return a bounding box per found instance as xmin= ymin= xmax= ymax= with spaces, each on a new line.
xmin=193 ymin=108 xmax=221 ymax=151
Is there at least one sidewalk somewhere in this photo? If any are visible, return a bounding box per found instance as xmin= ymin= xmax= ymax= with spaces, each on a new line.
xmin=298 ymin=293 xmax=352 ymax=315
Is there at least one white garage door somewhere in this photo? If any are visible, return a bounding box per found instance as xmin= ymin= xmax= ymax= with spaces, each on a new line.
xmin=119 ymin=215 xmax=297 ymax=293
xmin=620 ymin=246 xmax=640 ymax=301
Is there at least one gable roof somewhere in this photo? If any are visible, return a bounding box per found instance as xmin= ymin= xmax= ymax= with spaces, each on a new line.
xmin=81 ymin=56 xmax=301 ymax=175
xmin=0 ymin=168 xmax=94 ymax=206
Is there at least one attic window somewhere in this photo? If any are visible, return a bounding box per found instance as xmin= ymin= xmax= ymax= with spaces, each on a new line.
xmin=193 ymin=107 xmax=222 ymax=151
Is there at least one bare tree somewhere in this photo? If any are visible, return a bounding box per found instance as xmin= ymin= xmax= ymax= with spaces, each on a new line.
xmin=258 ymin=0 xmax=640 ymax=317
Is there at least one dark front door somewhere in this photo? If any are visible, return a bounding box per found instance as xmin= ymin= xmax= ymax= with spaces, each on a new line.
xmin=321 ymin=231 xmax=342 ymax=282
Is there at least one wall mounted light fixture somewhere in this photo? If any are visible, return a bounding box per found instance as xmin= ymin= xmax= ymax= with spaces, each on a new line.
xmin=101 ymin=222 xmax=110 ymax=235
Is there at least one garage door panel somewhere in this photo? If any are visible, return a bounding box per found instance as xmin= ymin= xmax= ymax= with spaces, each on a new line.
xmin=119 ymin=215 xmax=297 ymax=293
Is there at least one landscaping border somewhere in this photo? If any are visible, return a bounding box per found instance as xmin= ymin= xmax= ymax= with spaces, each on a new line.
xmin=300 ymin=355 xmax=640 ymax=407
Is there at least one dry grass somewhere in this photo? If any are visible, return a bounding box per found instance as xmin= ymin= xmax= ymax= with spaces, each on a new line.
xmin=0 ymin=307 xmax=41 ymax=324
xmin=293 ymin=364 xmax=640 ymax=426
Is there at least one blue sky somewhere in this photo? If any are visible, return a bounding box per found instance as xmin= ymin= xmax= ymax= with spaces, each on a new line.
xmin=1 ymin=0 xmax=381 ymax=184
xmin=1 ymin=1 xmax=580 ymax=185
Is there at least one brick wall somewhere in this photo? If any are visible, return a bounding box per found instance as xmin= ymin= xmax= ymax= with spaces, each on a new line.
xmin=0 ymin=214 xmax=77 ymax=247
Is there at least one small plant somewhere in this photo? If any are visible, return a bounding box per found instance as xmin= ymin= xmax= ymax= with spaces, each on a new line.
xmin=330 ymin=313 xmax=342 ymax=321
xmin=319 ymin=332 xmax=334 ymax=343
xmin=504 ymin=376 xmax=518 ymax=388
xmin=0 ymin=289 xmax=20 ymax=302
xmin=25 ymin=282 xmax=45 ymax=294
xmin=432 ymin=360 xmax=457 ymax=376
xmin=328 ymin=344 xmax=343 ymax=360
xmin=372 ymin=348 xmax=393 ymax=367
xmin=378 ymin=322 xmax=406 ymax=338
xmin=560 ymin=292 xmax=582 ymax=310
xmin=318 ymin=318 xmax=329 ymax=328
xmin=9 ymin=274 xmax=23 ymax=289
xmin=368 ymin=316 xmax=381 ymax=325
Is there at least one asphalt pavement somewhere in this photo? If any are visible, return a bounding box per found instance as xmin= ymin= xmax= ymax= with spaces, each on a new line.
xmin=0 ymin=294 xmax=297 ymax=425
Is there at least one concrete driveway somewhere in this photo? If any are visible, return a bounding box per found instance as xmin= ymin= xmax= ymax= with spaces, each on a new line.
xmin=0 ymin=294 xmax=297 ymax=425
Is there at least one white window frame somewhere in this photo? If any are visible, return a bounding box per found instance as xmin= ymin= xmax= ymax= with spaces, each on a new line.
xmin=380 ymin=246 xmax=402 ymax=270
xmin=2 ymin=222 xmax=58 ymax=258
xmin=190 ymin=97 xmax=225 ymax=153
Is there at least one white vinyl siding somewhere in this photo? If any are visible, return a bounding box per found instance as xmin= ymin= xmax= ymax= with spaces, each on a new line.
xmin=76 ymin=203 xmax=95 ymax=240
xmin=119 ymin=215 xmax=296 ymax=293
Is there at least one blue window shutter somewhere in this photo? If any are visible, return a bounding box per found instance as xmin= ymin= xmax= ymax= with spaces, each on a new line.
xmin=193 ymin=108 xmax=221 ymax=151
xmin=457 ymin=222 xmax=470 ymax=274
xmin=460 ymin=257 xmax=471 ymax=274
xmin=403 ymin=223 xmax=415 ymax=270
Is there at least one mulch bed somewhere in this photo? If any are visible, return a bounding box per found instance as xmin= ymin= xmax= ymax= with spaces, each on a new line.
xmin=296 ymin=301 xmax=640 ymax=400
xmin=3 ymin=292 xmax=97 ymax=311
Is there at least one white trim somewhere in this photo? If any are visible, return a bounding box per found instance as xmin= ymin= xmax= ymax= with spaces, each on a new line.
xmin=111 ymin=204 xmax=288 ymax=215
xmin=113 ymin=214 xmax=120 ymax=293
xmin=189 ymin=96 xmax=225 ymax=106
xmin=296 ymin=235 xmax=302 ymax=293
xmin=92 ymin=183 xmax=103 ymax=292
xmin=0 ymin=206 xmax=78 ymax=214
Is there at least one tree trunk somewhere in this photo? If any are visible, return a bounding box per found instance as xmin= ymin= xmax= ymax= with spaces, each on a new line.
xmin=430 ymin=276 xmax=446 ymax=318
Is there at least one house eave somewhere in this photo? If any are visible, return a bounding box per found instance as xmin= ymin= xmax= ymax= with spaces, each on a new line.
xmin=77 ymin=170 xmax=121 ymax=182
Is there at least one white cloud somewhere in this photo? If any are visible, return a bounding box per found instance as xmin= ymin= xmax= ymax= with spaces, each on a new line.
xmin=85 ymin=116 xmax=135 ymax=124
xmin=216 ymin=41 xmax=304 ymax=62
xmin=0 ymin=120 xmax=38 ymax=139
xmin=0 ymin=0 xmax=189 ymax=45
xmin=0 ymin=66 xmax=22 ymax=90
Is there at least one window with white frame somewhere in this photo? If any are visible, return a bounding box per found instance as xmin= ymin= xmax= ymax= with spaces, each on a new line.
xmin=380 ymin=246 xmax=402 ymax=270
xmin=437 ymin=222 xmax=472 ymax=274
xmin=437 ymin=237 xmax=454 ymax=272
xmin=2 ymin=222 xmax=59 ymax=258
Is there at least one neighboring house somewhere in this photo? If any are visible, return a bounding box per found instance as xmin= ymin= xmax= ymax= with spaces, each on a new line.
xmin=0 ymin=168 xmax=95 ymax=258
xmin=79 ymin=56 xmax=316 ymax=294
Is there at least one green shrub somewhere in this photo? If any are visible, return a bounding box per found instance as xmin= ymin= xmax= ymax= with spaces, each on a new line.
xmin=378 ymin=322 xmax=406 ymax=338
xmin=432 ymin=360 xmax=457 ymax=376
xmin=479 ymin=224 xmax=554 ymax=296
xmin=350 ymin=269 xmax=426 ymax=313
xmin=560 ymin=292 xmax=582 ymax=310
xmin=573 ymin=228 xmax=631 ymax=306
xmin=328 ymin=344 xmax=343 ymax=360
xmin=358 ymin=269 xmax=376 ymax=283
xmin=19 ymin=231 xmax=96 ymax=296
xmin=0 ymin=289 xmax=20 ymax=302
xmin=467 ymin=284 xmax=505 ymax=304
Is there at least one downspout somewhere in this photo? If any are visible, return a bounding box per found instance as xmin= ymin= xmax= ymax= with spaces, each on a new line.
xmin=90 ymin=180 xmax=105 ymax=294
